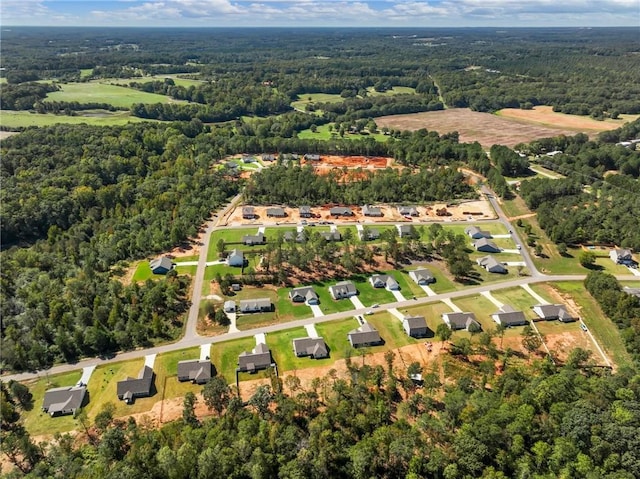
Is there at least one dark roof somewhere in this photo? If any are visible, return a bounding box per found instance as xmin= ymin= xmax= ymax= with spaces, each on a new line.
xmin=410 ymin=268 xmax=434 ymax=283
xmin=289 ymin=286 xmax=319 ymax=302
xmin=329 ymin=281 xmax=357 ymax=297
xmin=398 ymin=205 xmax=419 ymax=216
xmin=243 ymin=233 xmax=266 ymax=244
xmin=474 ymin=238 xmax=500 ymax=251
xmin=293 ymin=337 xmax=329 ymax=358
xmin=370 ymin=274 xmax=399 ymax=290
xmin=320 ymin=231 xmax=341 ymax=241
xmin=242 ymin=206 xmax=255 ymax=215
xmin=266 ymin=207 xmax=286 ymax=217
xmin=150 ymin=257 xmax=174 ymax=272
xmin=533 ymin=304 xmax=574 ymax=320
xmin=227 ymin=249 xmax=244 ymax=265
xmin=348 ymin=323 xmax=382 ymax=346
xmin=239 ymin=298 xmax=272 ymax=312
xmin=465 ymin=226 xmax=492 ymax=238
xmin=403 ymin=316 xmax=427 ymax=330
xmin=359 ymin=228 xmax=380 ymax=240
xmin=362 ymin=205 xmax=383 ymax=216
xmin=177 ymin=360 xmax=212 ymax=382
xmin=329 ymin=206 xmax=353 ymax=216
xmin=238 ymin=343 xmax=272 ymax=372
xmin=299 ymin=205 xmax=312 ymax=214
xmin=477 ymin=255 xmax=507 ymax=272
xmin=117 ymin=365 xmax=154 ymax=399
xmin=42 ymin=385 xmax=87 ymax=415
xmin=492 ymin=306 xmax=527 ymax=326
xmin=443 ymin=312 xmax=480 ymax=330
xmin=397 ymin=224 xmax=413 ymax=235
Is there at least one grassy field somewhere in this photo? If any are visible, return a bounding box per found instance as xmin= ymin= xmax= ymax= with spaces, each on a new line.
xmin=422 ymin=266 xmax=459 ymax=293
xmin=22 ymin=371 xmax=82 ymax=436
xmin=0 ymin=110 xmax=152 ymax=128
xmin=551 ymin=282 xmax=632 ymax=369
xmin=290 ymin=93 xmax=344 ymax=111
xmin=208 ymin=229 xmax=258 ymax=260
xmin=449 ymin=295 xmax=505 ymax=335
xmin=104 ymin=75 xmax=205 ymax=88
xmin=316 ymin=318 xmax=361 ymax=360
xmin=297 ymin=122 xmax=388 ymax=142
xmin=366 ymin=86 xmax=416 ymax=97
xmin=489 ymin=287 xmax=541 ymax=320
xmin=314 ymin=284 xmax=357 ymax=315
xmin=210 ymin=337 xmax=258 ymax=383
xmin=366 ymin=312 xmax=421 ymax=349
xmin=45 ymin=82 xmax=179 ymax=107
xmin=418 ymin=222 xmax=509 ymax=241
xmin=351 ymin=276 xmax=397 ymax=306
xmin=500 ymin=195 xmax=533 ymax=219
xmin=154 ymin=348 xmax=202 ymax=404
xmin=400 ymin=301 xmax=451 ymax=339
xmin=394 ymin=270 xmax=428 ymax=298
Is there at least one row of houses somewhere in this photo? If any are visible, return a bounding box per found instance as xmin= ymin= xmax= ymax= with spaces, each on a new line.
xmin=241 ymin=205 xmax=423 ymax=220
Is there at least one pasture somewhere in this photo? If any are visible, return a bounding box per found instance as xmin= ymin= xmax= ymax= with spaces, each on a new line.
xmin=45 ymin=82 xmax=180 ymax=108
xmin=0 ymin=110 xmax=152 ymax=128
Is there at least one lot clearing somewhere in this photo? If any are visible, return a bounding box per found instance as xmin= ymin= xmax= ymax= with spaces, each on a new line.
xmin=301 ymin=154 xmax=393 ymax=171
xmin=374 ymin=107 xmax=635 ymax=148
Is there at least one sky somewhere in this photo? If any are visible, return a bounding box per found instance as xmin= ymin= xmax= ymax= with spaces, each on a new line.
xmin=1 ymin=0 xmax=639 ymax=28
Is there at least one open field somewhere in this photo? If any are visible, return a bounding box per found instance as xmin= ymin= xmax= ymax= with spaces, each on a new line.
xmin=315 ymin=318 xmax=361 ymax=360
xmin=290 ymin=93 xmax=344 ymax=111
xmin=497 ymin=106 xmax=640 ymax=132
xmin=297 ymin=123 xmax=388 ymax=142
xmin=490 ymin=287 xmax=541 ymax=320
xmin=45 ymin=82 xmax=182 ymax=107
xmin=366 ymin=312 xmax=421 ymax=349
xmin=366 ymin=86 xmax=416 ymax=97
xmin=375 ymin=108 xmax=595 ymax=148
xmin=103 ymin=75 xmax=205 ymax=88
xmin=0 ymin=110 xmax=152 ymax=128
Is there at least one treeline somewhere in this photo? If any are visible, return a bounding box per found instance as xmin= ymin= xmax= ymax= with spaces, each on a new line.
xmin=314 ymin=93 xmax=444 ymax=121
xmin=244 ymin=165 xmax=474 ymax=205
xmin=6 ymin=349 xmax=640 ymax=478
xmin=0 ymin=82 xmax=59 ymax=110
xmin=1 ymin=123 xmax=240 ymax=371
xmin=584 ymin=272 xmax=640 ymax=363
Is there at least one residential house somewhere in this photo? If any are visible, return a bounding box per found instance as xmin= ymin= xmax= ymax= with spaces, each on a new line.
xmin=329 ymin=281 xmax=358 ymax=299
xmin=464 ymin=226 xmax=492 ymax=239
xmin=117 ymin=366 xmax=154 ymax=404
xmin=227 ymin=249 xmax=245 ymax=267
xmin=231 ymin=283 xmax=242 ymax=291
xmin=242 ymin=206 xmax=257 ymax=219
xmin=320 ymin=231 xmax=341 ymax=242
xmin=409 ymin=268 xmax=435 ymax=285
xmin=476 ymin=255 xmax=507 ymax=274
xmin=149 ymin=257 xmax=174 ymax=275
xmin=358 ymin=227 xmax=380 ymax=241
xmin=241 ymin=155 xmax=256 ymax=163
xmin=242 ymin=232 xmax=266 ymax=245
xmin=398 ymin=206 xmax=419 ymax=217
xmin=329 ymin=206 xmax=354 ymax=217
xmin=304 ymin=154 xmax=321 ymax=161
xmin=239 ymin=298 xmax=272 ymax=313
xmin=362 ymin=205 xmax=383 ymax=217
xmin=442 ymin=312 xmax=481 ymax=331
xmin=261 ymin=154 xmax=276 ymax=162
xmin=289 ymin=286 xmax=320 ymax=305
xmin=299 ymin=206 xmax=313 ymax=218
xmin=610 ymin=248 xmax=636 ymax=266
xmin=292 ymin=337 xmax=329 ymax=359
xmin=177 ymin=360 xmax=212 ymax=384
xmin=266 ymin=207 xmax=286 ymax=218
xmin=403 ymin=316 xmax=430 ymax=338
xmin=396 ymin=224 xmax=414 ymax=238
xmin=491 ymin=305 xmax=527 ymax=327
xmin=474 ymin=238 xmax=501 ymax=253
xmin=369 ymin=274 xmax=400 ymax=290
xmin=348 ymin=323 xmax=383 ymax=348
xmin=284 ymin=231 xmax=306 ymax=243
xmin=223 ymin=300 xmax=236 ymax=313
xmin=532 ymin=304 xmax=576 ymax=322
xmin=42 ymin=385 xmax=87 ymax=417
xmin=238 ymin=343 xmax=273 ymax=373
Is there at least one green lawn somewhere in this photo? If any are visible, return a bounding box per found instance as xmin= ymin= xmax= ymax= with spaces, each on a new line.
xmin=210 ymin=337 xmax=257 ymax=383
xmin=268 ymin=328 xmax=337 ymax=371
xmin=291 ymin=93 xmax=344 ymax=111
xmin=208 ymin=229 xmax=258 ymax=260
xmin=489 ymin=287 xmax=541 ymax=320
xmin=297 ymin=123 xmax=388 ymax=142
xmin=366 ymin=312 xmax=420 ymax=349
xmin=500 ymin=196 xmax=533 ymax=219
xmin=174 ymin=264 xmax=197 ymax=276
xmin=22 ymin=371 xmax=82 ymax=436
xmin=449 ymin=295 xmax=501 ymax=335
xmin=0 ymin=110 xmax=152 ymax=128
xmin=527 ymin=284 xmax=556 ymax=304
xmin=394 ymin=270 xmax=427 ymax=298
xmin=154 ymin=348 xmax=202 ymax=403
xmin=316 ymin=318 xmax=361 ymax=360
xmin=352 ymin=276 xmax=397 ymax=306
xmin=419 ymin=222 xmax=509 ymax=241
xmin=276 ymin=288 xmax=314 ymax=320
xmin=398 ymin=301 xmax=451 ymax=341
xmin=314 ymin=284 xmax=357 ymax=315
xmin=45 ymin=82 xmax=180 ymax=107
xmin=424 ymin=266 xmax=459 ymax=293
xmin=551 ymin=282 xmax=632 ymax=369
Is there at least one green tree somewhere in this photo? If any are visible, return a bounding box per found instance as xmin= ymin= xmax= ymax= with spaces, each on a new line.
xmin=436 ymin=323 xmax=452 ymax=350
xmin=182 ymin=391 xmax=199 ymax=426
xmin=579 ymin=250 xmax=596 ymax=268
xmin=202 ymin=376 xmax=230 ymax=415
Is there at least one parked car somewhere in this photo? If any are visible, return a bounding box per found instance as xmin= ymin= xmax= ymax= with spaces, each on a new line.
xmin=580 ymin=323 xmax=588 ymax=332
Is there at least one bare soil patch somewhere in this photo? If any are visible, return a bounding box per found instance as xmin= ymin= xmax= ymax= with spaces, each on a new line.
xmin=497 ymin=106 xmax=639 ymax=132
xmin=0 ymin=131 xmax=20 ymax=141
xmin=375 ymin=108 xmax=592 ymax=148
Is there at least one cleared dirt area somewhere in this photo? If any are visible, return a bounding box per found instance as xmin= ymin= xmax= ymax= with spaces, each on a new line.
xmin=301 ymin=155 xmax=393 ymax=171
xmin=497 ymin=106 xmax=639 ymax=132
xmin=375 ymin=108 xmax=592 ymax=148
xmin=0 ymin=131 xmax=20 ymax=140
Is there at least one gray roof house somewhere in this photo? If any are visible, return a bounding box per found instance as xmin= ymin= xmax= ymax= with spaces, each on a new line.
xmin=396 ymin=224 xmax=414 ymax=238
xmin=239 ymin=298 xmax=272 ymax=313
xmin=289 ymin=286 xmax=320 ymax=305
xmin=117 ymin=366 xmax=154 ymax=404
xmin=299 ymin=206 xmax=312 ymax=217
xmin=442 ymin=312 xmax=481 ymax=331
xmin=150 ymin=257 xmax=174 ymax=275
xmin=242 ymin=206 xmax=257 ymax=219
xmin=398 ymin=206 xmax=419 ymax=217
xmin=491 ymin=305 xmax=527 ymax=327
xmin=610 ymin=249 xmax=636 ymax=266
xmin=227 ymin=249 xmax=245 ymax=267
xmin=242 ymin=155 xmax=256 ymax=163
xmin=177 ymin=360 xmax=212 ymax=384
xmin=348 ymin=323 xmax=383 ymax=348
xmin=329 ymin=281 xmax=358 ymax=299
xmin=243 ymin=232 xmax=266 ymax=245
xmin=292 ymin=337 xmax=329 ymax=359
xmin=321 ymin=231 xmax=342 ymax=242
xmin=532 ymin=304 xmax=576 ymax=322
xmin=362 ymin=205 xmax=383 ymax=217
xmin=42 ymin=385 xmax=87 ymax=417
xmin=465 ymin=226 xmax=492 ymax=239
xmin=477 ymin=255 xmax=507 ymax=274
xmin=474 ymin=238 xmax=501 ymax=253
xmin=238 ymin=343 xmax=273 ymax=373
xmin=358 ymin=227 xmax=380 ymax=241
xmin=266 ymin=207 xmax=287 ymax=218
xmin=261 ymin=154 xmax=276 ymax=162
xmin=403 ymin=316 xmax=430 ymax=338
xmin=304 ymin=154 xmax=321 ymax=161
xmin=284 ymin=231 xmax=306 ymax=243
xmin=223 ymin=300 xmax=236 ymax=313
xmin=409 ymin=268 xmax=435 ymax=285
xmin=369 ymin=274 xmax=400 ymax=290
xmin=329 ymin=206 xmax=354 ymax=217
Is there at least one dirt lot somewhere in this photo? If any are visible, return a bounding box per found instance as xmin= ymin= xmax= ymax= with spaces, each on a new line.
xmin=374 ymin=108 xmax=596 ymax=148
xmin=226 ymin=199 xmax=494 ymax=226
xmin=0 ymin=131 xmax=20 ymax=141
xmin=497 ymin=106 xmax=639 ymax=132
xmin=302 ymin=155 xmax=393 ymax=171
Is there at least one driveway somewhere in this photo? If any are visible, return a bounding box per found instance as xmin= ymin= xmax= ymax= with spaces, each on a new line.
xmin=390 ymin=290 xmax=406 ymax=301
xmin=442 ymin=298 xmax=462 ymax=312
xmin=388 ymin=308 xmax=404 ymax=321
xmin=309 ymin=304 xmax=324 ymax=318
xmin=305 ymin=324 xmax=319 ymax=338
xmin=421 ymin=285 xmax=437 ymax=296
xmin=77 ymin=365 xmax=96 ymax=386
xmin=480 ymin=291 xmax=504 ymax=309
xmin=521 ymin=284 xmax=548 ymax=304
xmin=350 ymin=296 xmax=366 ymax=309
xmin=200 ymin=344 xmax=211 ymax=360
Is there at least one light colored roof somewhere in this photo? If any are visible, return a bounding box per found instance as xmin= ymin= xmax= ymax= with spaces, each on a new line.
xmin=239 ymin=298 xmax=271 ymax=310
xmin=329 ymin=281 xmax=357 ymax=296
xmin=348 ymin=323 xmax=381 ymax=345
xmin=150 ymin=257 xmax=174 ymax=271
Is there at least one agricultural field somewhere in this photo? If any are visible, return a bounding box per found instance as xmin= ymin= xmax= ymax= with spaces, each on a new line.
xmin=44 ymin=82 xmax=182 ymax=107
xmin=374 ymin=108 xmax=590 ymax=148
xmin=0 ymin=110 xmax=152 ymax=128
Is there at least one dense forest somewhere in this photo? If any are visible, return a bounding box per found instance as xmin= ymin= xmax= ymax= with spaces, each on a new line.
xmin=3 ymin=350 xmax=640 ymax=478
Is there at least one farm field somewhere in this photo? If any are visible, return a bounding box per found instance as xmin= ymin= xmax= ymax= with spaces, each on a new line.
xmin=374 ymin=108 xmax=592 ymax=148
xmin=0 ymin=110 xmax=152 ymax=128
xmin=45 ymin=82 xmax=182 ymax=107
xmin=496 ymin=106 xmax=639 ymax=131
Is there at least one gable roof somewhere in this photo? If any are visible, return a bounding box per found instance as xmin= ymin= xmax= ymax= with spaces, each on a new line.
xmin=443 ymin=312 xmax=480 ymax=330
xmin=474 ymin=238 xmax=500 ymax=251
xmin=299 ymin=205 xmax=312 ymax=214
xmin=117 ymin=365 xmax=154 ymax=399
xmin=533 ymin=304 xmax=574 ymax=321
xmin=320 ymin=231 xmax=341 ymax=241
xmin=403 ymin=316 xmax=427 ymax=331
xmin=477 ymin=255 xmax=507 ymax=273
xmin=227 ymin=248 xmax=244 ymax=264
xmin=243 ymin=232 xmax=266 ymax=244
xmin=329 ymin=206 xmax=353 ymax=216
xmin=329 ymin=281 xmax=357 ymax=297
xmin=396 ymin=224 xmax=413 ymax=235
xmin=149 ymin=257 xmax=174 ymax=272
xmin=348 ymin=323 xmax=382 ymax=346
xmin=238 ymin=343 xmax=272 ymax=371
xmin=266 ymin=207 xmax=286 ymax=217
xmin=359 ymin=228 xmax=380 ymax=240
xmin=292 ymin=337 xmax=329 ymax=358
xmin=491 ymin=305 xmax=527 ymax=326
xmin=409 ymin=268 xmax=434 ymax=284
xmin=239 ymin=298 xmax=271 ymax=312
xmin=42 ymin=385 xmax=87 ymax=415
xmin=177 ymin=360 xmax=212 ymax=383
xmin=370 ymin=274 xmax=399 ymax=290
xmin=289 ymin=286 xmax=318 ymax=302
xmin=398 ymin=205 xmax=419 ymax=216
xmin=242 ymin=206 xmax=255 ymax=216
xmin=362 ymin=205 xmax=383 ymax=216
xmin=465 ymin=226 xmax=492 ymax=238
